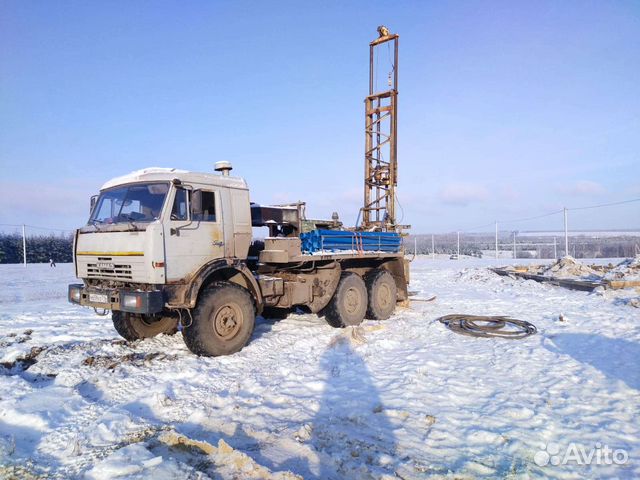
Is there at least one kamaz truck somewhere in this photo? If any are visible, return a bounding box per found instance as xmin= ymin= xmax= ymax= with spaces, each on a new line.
xmin=68 ymin=26 xmax=409 ymax=356
xmin=68 ymin=163 xmax=409 ymax=356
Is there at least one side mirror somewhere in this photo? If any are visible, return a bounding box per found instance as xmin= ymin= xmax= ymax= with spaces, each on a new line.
xmin=191 ymin=190 xmax=203 ymax=218
xmin=90 ymin=195 xmax=98 ymax=214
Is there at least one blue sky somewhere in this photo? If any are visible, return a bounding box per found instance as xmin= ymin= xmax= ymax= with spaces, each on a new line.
xmin=1 ymin=0 xmax=638 ymax=234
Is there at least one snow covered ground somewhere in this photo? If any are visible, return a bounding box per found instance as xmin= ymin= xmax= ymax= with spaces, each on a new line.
xmin=0 ymin=259 xmax=638 ymax=479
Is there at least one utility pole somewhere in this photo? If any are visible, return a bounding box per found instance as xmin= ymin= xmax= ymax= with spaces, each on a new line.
xmin=513 ymin=231 xmax=516 ymax=259
xmin=22 ymin=224 xmax=27 ymax=267
xmin=495 ymin=221 xmax=498 ymax=260
xmin=431 ymin=234 xmax=435 ymax=260
xmin=563 ymin=207 xmax=569 ymax=257
xmin=457 ymin=231 xmax=460 ymax=258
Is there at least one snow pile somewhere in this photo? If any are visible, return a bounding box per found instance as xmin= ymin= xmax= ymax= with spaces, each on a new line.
xmin=157 ymin=431 xmax=302 ymax=479
xmin=85 ymin=443 xmax=185 ymax=480
xmin=542 ymin=256 xmax=601 ymax=280
xmin=604 ymin=255 xmax=640 ymax=282
xmin=456 ymin=268 xmax=499 ymax=283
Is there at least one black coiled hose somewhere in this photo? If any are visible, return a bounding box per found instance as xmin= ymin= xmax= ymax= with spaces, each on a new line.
xmin=438 ymin=314 xmax=537 ymax=339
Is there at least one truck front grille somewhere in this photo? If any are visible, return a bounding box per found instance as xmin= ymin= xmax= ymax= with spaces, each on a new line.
xmin=87 ymin=263 xmax=133 ymax=280
xmin=77 ymin=255 xmax=147 ymax=282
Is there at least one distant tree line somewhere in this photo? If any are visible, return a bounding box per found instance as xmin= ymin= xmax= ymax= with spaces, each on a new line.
xmin=0 ymin=233 xmax=73 ymax=264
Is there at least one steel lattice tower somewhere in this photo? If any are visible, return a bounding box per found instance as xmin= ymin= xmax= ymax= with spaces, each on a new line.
xmin=361 ymin=26 xmax=398 ymax=232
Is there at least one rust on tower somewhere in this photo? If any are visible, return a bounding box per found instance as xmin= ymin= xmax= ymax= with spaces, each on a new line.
xmin=361 ymin=26 xmax=400 ymax=232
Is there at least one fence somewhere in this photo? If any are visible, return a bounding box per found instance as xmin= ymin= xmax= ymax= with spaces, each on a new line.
xmin=405 ymin=198 xmax=640 ymax=260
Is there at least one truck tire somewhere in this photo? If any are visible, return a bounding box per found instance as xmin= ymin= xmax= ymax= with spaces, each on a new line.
xmin=323 ymin=272 xmax=368 ymax=328
xmin=182 ymin=282 xmax=255 ymax=356
xmin=365 ymin=269 xmax=397 ymax=320
xmin=261 ymin=307 xmax=290 ymax=320
xmin=112 ymin=311 xmax=178 ymax=341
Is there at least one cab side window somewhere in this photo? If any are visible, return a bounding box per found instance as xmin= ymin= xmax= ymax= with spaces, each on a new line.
xmin=171 ymin=188 xmax=189 ymax=221
xmin=194 ymin=191 xmax=216 ymax=222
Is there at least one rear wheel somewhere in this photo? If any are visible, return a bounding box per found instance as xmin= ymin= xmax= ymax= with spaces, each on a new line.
xmin=365 ymin=269 xmax=397 ymax=320
xmin=112 ymin=311 xmax=178 ymax=341
xmin=323 ymin=272 xmax=368 ymax=328
xmin=182 ymin=282 xmax=255 ymax=356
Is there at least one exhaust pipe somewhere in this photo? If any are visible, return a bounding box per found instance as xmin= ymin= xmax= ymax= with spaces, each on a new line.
xmin=214 ymin=161 xmax=233 ymax=176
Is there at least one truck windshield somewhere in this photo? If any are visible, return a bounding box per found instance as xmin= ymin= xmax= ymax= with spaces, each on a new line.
xmin=89 ymin=183 xmax=169 ymax=225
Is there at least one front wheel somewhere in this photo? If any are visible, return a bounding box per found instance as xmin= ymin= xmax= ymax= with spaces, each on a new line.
xmin=112 ymin=311 xmax=178 ymax=341
xmin=182 ymin=282 xmax=255 ymax=356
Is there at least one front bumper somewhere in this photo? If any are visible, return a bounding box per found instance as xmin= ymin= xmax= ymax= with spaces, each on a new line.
xmin=68 ymin=284 xmax=164 ymax=314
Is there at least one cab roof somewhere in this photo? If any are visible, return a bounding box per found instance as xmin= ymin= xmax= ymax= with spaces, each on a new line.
xmin=101 ymin=167 xmax=249 ymax=191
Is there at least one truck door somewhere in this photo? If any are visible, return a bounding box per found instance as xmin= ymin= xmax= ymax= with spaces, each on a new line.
xmin=163 ymin=186 xmax=225 ymax=282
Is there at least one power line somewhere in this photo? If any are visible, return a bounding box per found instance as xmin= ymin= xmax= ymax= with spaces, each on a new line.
xmin=25 ymin=224 xmax=74 ymax=233
xmin=568 ymin=197 xmax=640 ymax=211
xmin=458 ymin=211 xmax=563 ymax=232
xmin=498 ymin=209 xmax=564 ymax=226
xmin=461 ymin=222 xmax=495 ymax=233
xmin=0 ymin=223 xmax=74 ymax=233
xmin=455 ymin=197 xmax=639 ymax=233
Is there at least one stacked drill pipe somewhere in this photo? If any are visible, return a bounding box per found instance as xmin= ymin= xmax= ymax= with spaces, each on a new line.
xmin=300 ymin=229 xmax=401 ymax=254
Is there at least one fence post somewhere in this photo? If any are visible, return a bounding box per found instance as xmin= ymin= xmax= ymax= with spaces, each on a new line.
xmin=513 ymin=231 xmax=516 ymax=259
xmin=457 ymin=231 xmax=460 ymax=258
xmin=414 ymin=237 xmax=417 ymax=256
xmin=563 ymin=207 xmax=569 ymax=257
xmin=495 ymin=221 xmax=498 ymax=260
xmin=553 ymin=237 xmax=557 ymax=259
xmin=22 ymin=224 xmax=27 ymax=267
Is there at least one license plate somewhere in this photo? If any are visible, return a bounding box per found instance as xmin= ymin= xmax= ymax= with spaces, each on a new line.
xmin=89 ymin=293 xmax=109 ymax=304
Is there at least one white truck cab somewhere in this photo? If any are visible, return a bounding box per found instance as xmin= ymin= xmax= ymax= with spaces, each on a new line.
xmin=70 ymin=164 xmax=256 ymax=327
xmin=97 ymin=166 xmax=246 ymax=267
xmin=78 ymin=165 xmax=251 ymax=283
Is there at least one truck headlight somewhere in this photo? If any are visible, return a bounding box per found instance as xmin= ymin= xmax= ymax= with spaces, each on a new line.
xmin=122 ymin=293 xmax=142 ymax=310
xmin=68 ymin=284 xmax=83 ymax=304
xmin=118 ymin=290 xmax=163 ymax=314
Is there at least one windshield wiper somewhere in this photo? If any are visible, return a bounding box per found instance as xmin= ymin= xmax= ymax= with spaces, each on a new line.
xmin=119 ymin=213 xmax=140 ymax=231
xmin=91 ymin=219 xmax=104 ymax=231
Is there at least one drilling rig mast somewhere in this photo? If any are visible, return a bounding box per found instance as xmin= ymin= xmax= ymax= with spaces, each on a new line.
xmin=361 ymin=26 xmax=400 ymax=232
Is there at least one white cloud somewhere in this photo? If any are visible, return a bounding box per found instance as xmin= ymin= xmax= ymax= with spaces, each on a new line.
xmin=438 ymin=182 xmax=489 ymax=206
xmin=557 ymin=180 xmax=606 ymax=196
xmin=500 ymin=185 xmax=520 ymax=201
